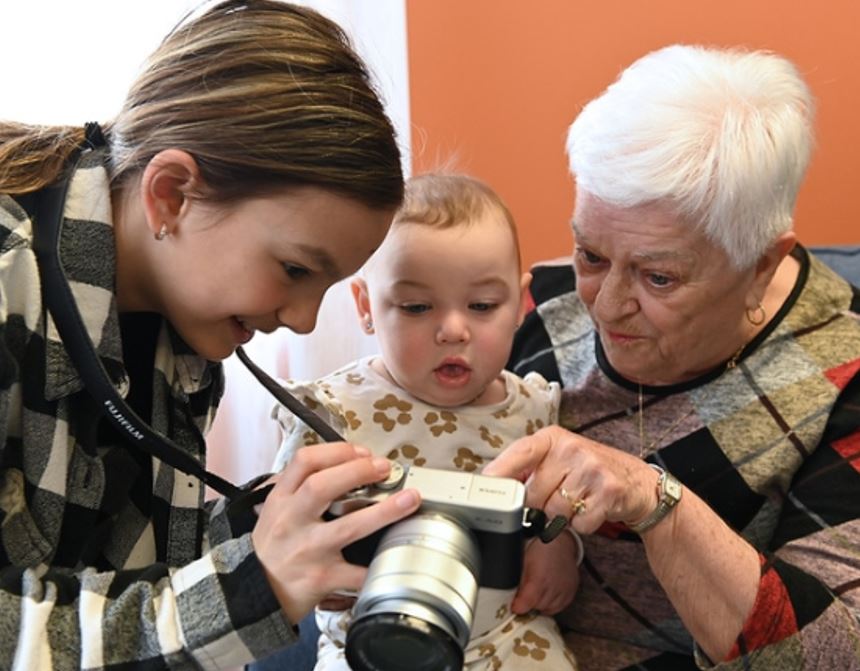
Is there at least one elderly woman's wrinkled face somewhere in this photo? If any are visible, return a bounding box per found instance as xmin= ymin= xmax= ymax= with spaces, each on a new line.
xmin=572 ymin=193 xmax=758 ymax=385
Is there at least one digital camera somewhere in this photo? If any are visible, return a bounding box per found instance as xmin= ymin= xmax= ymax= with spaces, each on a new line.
xmin=326 ymin=461 xmax=545 ymax=671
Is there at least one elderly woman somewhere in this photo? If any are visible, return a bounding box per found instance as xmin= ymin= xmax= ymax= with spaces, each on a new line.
xmin=485 ymin=45 xmax=860 ymax=669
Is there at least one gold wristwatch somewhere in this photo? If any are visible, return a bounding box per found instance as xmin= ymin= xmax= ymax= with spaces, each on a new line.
xmin=627 ymin=464 xmax=682 ymax=534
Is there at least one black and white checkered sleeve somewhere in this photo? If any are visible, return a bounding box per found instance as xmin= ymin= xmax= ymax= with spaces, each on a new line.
xmin=2 ymin=534 xmax=296 ymax=670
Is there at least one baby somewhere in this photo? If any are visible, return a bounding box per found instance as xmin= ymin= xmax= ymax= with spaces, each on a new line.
xmin=272 ymin=173 xmax=580 ymax=670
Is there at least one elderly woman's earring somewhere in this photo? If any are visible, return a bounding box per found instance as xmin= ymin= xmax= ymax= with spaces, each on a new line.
xmin=746 ymin=303 xmax=766 ymax=326
xmin=155 ymin=224 xmax=168 ymax=241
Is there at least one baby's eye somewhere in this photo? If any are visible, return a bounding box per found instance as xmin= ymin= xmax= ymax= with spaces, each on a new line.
xmin=469 ymin=302 xmax=496 ymax=312
xmin=400 ymin=304 xmax=429 ymax=314
xmin=283 ymin=263 xmax=309 ymax=280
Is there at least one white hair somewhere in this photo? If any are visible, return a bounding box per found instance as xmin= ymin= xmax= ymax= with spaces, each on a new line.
xmin=567 ymin=44 xmax=814 ymax=269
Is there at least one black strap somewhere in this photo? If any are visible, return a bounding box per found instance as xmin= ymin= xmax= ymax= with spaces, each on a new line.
xmin=235 ymin=347 xmax=345 ymax=442
xmin=30 ymin=148 xmax=243 ymax=499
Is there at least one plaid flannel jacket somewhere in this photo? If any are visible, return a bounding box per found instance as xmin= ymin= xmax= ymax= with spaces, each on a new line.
xmin=510 ymin=247 xmax=860 ymax=670
xmin=0 ymin=149 xmax=294 ymax=670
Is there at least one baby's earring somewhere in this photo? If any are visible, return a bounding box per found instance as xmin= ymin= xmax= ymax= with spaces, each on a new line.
xmin=364 ymin=318 xmax=374 ymax=332
xmin=155 ymin=223 xmax=168 ymax=241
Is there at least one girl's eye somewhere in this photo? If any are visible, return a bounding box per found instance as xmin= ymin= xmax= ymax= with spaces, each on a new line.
xmin=469 ymin=302 xmax=496 ymax=312
xmin=400 ymin=304 xmax=429 ymax=314
xmin=283 ymin=264 xmax=309 ymax=280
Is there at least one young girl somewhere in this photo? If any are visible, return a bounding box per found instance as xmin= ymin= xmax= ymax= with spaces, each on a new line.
xmin=272 ymin=174 xmax=580 ymax=670
xmin=0 ymin=2 xmax=421 ymax=668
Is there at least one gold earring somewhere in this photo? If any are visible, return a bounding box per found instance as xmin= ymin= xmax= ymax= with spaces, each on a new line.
xmin=155 ymin=224 xmax=168 ymax=241
xmin=746 ymin=303 xmax=766 ymax=326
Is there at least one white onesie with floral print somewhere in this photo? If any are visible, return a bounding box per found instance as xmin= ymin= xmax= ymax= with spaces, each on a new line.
xmin=271 ymin=357 xmax=578 ymax=670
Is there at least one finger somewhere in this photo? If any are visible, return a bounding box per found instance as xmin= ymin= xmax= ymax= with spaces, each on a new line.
xmin=483 ymin=427 xmax=557 ymax=479
xmin=270 ymin=454 xmax=394 ymax=519
xmin=276 ymin=442 xmax=372 ymax=492
xmin=325 ymin=488 xmax=421 ymax=553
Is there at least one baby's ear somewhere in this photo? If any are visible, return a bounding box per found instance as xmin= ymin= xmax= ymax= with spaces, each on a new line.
xmin=350 ymin=277 xmax=374 ymax=333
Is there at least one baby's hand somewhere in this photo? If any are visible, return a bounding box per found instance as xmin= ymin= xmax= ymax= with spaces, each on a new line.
xmin=318 ymin=593 xmax=357 ymax=611
xmin=511 ymin=532 xmax=581 ymax=615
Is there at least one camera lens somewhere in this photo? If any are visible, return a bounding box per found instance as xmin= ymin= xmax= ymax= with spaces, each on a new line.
xmin=346 ymin=514 xmax=480 ymax=671
xmin=346 ymin=613 xmax=462 ymax=671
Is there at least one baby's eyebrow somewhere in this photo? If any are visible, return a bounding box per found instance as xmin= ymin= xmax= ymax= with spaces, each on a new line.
xmin=468 ymin=276 xmax=510 ymax=290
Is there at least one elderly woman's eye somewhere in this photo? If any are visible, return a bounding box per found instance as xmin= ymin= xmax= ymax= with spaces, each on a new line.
xmin=576 ymin=248 xmax=604 ymax=265
xmin=648 ymin=273 xmax=673 ymax=287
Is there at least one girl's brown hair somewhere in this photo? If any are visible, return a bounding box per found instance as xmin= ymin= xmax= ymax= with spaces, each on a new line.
xmin=0 ymin=0 xmax=403 ymax=209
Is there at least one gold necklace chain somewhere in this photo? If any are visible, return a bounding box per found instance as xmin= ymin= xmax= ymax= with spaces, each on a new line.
xmin=637 ymin=342 xmax=747 ymax=458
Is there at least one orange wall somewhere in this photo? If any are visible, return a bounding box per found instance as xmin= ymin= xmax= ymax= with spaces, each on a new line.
xmin=406 ymin=0 xmax=860 ymax=268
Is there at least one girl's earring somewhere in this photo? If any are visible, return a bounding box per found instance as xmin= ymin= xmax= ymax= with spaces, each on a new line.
xmin=364 ymin=319 xmax=373 ymax=332
xmin=155 ymin=224 xmax=168 ymax=241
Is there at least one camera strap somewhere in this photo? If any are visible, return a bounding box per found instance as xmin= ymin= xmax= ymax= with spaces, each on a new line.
xmin=30 ymin=146 xmax=244 ymax=499
xmin=28 ymin=137 xmax=348 ymax=504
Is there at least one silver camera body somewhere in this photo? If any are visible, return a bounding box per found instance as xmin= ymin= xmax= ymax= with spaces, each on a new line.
xmin=327 ymin=462 xmax=530 ymax=671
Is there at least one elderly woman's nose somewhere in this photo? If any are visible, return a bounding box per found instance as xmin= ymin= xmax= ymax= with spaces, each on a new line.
xmin=593 ymin=271 xmax=637 ymax=321
xmin=436 ymin=311 xmax=469 ymax=344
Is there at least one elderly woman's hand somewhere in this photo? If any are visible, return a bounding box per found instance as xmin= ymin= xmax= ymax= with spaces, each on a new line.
xmin=483 ymin=426 xmax=661 ymax=534
xmin=251 ymin=443 xmax=421 ymax=624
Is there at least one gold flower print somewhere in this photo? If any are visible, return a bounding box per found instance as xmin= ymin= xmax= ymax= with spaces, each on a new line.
xmin=302 ymin=430 xmax=321 ymax=447
xmin=343 ymin=410 xmax=362 ymax=430
xmin=453 ymin=447 xmax=483 ymax=472
xmin=525 ymin=418 xmax=547 ymax=435
xmin=372 ymin=394 xmax=413 ymax=432
xmin=301 ymin=395 xmax=320 ymax=410
xmin=518 ymin=383 xmax=532 ymax=399
xmin=513 ymin=629 xmax=551 ymax=660
xmin=346 ymin=373 xmax=364 ymax=386
xmin=492 ymin=408 xmax=509 ymax=419
xmin=479 ymin=426 xmax=504 ymax=449
xmin=425 ymin=410 xmax=457 ymax=436
xmin=387 ymin=443 xmax=426 ymax=467
xmin=477 ymin=643 xmax=496 ymax=658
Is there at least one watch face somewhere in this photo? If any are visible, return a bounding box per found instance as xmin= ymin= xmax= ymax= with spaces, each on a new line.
xmin=665 ymin=477 xmax=683 ymax=501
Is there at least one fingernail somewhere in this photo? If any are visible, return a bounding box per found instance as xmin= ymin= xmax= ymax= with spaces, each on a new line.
xmin=353 ymin=445 xmax=371 ymax=457
xmin=394 ymin=489 xmax=419 ymax=509
xmin=372 ymin=457 xmax=391 ymax=474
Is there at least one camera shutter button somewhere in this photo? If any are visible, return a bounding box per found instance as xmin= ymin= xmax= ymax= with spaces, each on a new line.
xmin=376 ymin=460 xmax=406 ymax=490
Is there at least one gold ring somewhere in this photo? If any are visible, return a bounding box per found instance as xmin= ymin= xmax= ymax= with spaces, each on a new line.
xmin=559 ymin=487 xmax=587 ymax=516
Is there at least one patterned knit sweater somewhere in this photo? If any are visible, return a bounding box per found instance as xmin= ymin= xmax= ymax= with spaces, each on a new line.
xmin=508 ymin=246 xmax=860 ymax=670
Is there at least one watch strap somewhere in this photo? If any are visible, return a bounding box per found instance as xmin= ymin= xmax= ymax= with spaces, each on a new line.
xmin=627 ymin=464 xmax=682 ymax=534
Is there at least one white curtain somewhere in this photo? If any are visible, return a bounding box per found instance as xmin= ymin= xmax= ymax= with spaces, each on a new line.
xmin=0 ymin=0 xmax=411 ymax=488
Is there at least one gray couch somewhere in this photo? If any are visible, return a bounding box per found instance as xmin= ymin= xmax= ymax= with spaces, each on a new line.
xmin=809 ymin=245 xmax=860 ymax=286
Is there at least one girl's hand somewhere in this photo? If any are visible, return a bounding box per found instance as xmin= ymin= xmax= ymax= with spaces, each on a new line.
xmin=252 ymin=443 xmax=421 ymax=623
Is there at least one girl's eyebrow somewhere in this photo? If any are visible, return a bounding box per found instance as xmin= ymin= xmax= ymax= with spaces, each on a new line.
xmin=294 ymin=243 xmax=339 ymax=277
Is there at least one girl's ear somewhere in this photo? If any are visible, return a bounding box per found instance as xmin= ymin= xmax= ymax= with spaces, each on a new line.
xmin=516 ymin=271 xmax=533 ymax=326
xmin=140 ymin=149 xmax=201 ymax=239
xmin=350 ymin=276 xmax=375 ymax=333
